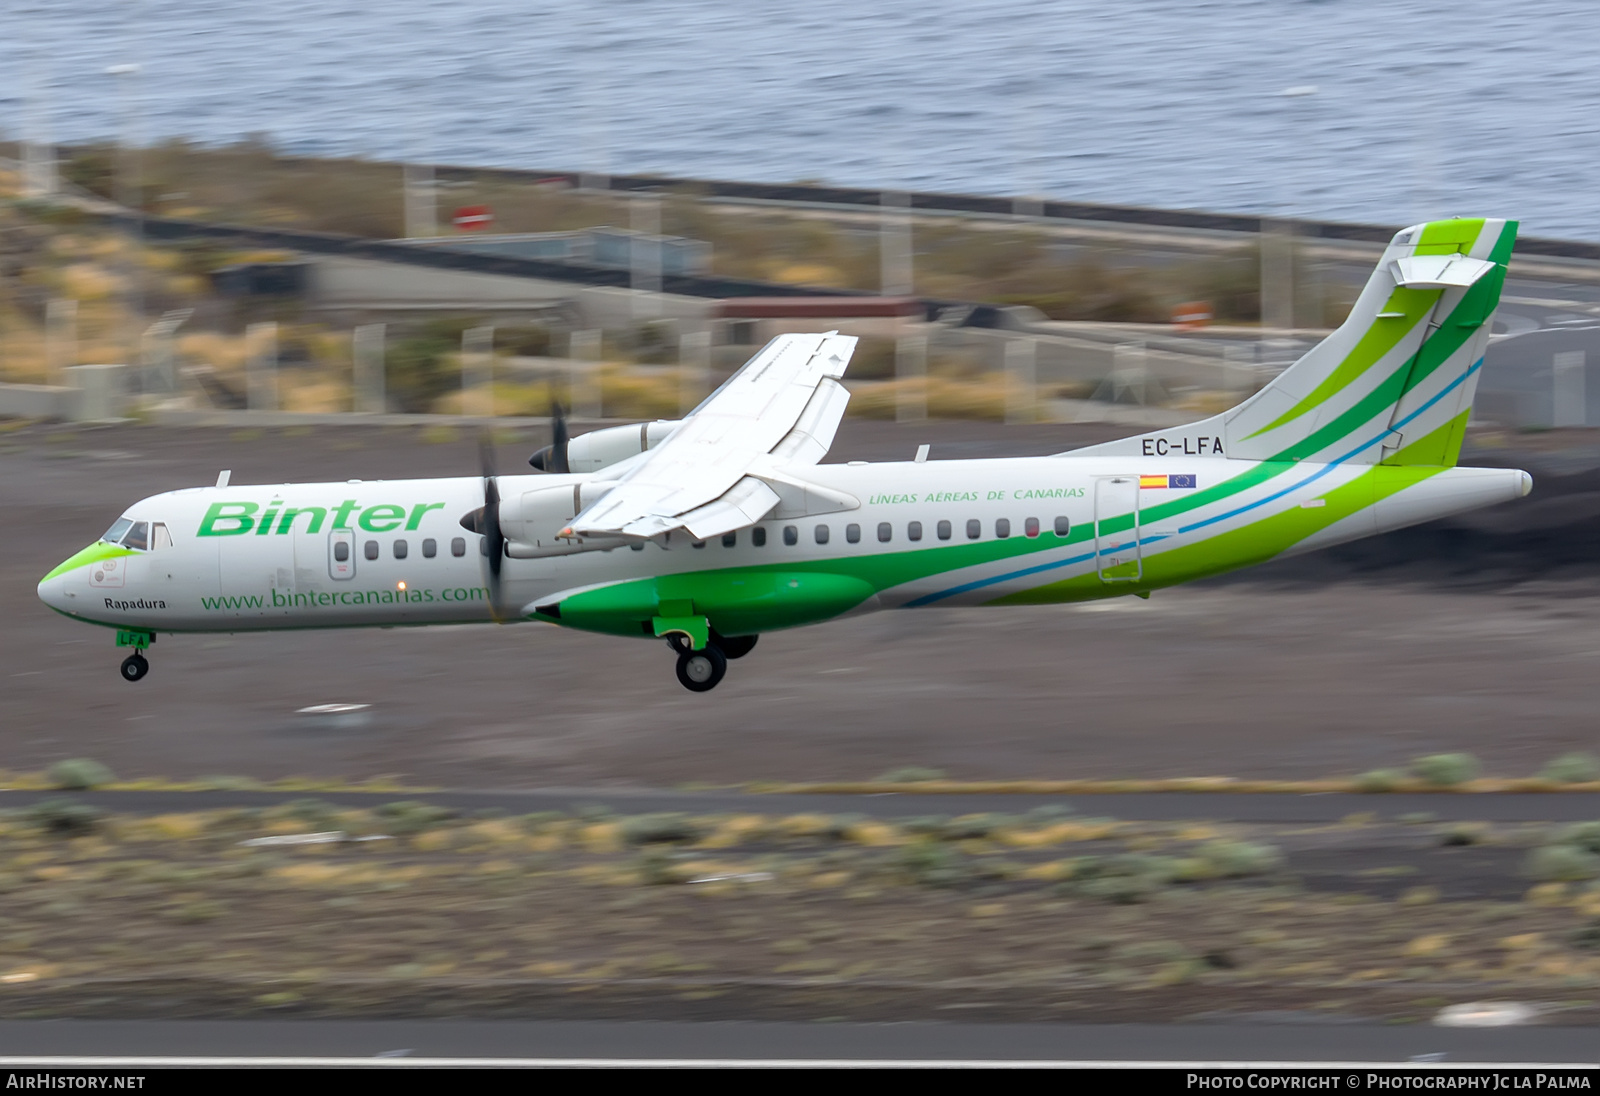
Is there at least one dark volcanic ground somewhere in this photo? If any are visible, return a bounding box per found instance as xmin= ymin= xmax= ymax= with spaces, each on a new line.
xmin=3 ymin=418 xmax=1599 ymax=787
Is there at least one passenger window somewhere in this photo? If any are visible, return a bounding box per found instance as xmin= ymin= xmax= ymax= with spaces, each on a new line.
xmin=692 ymin=539 xmax=705 ymax=549
xmin=451 ymin=537 xmax=466 ymax=557
xmin=394 ymin=539 xmax=408 ymax=559
xmin=103 ymin=518 xmax=134 ymax=544
xmin=937 ymin=520 xmax=952 ymax=541
xmin=722 ymin=532 xmax=737 ymax=548
xmin=152 ymin=522 xmax=173 ymax=550
xmin=996 ymin=518 xmax=1011 ymax=539
xmin=846 ymin=523 xmax=861 ymax=544
xmin=752 ymin=527 xmax=768 ymax=547
xmin=1025 ymin=517 xmax=1040 ymax=538
xmin=422 ymin=538 xmax=437 ymax=558
xmin=814 ymin=524 xmax=830 ymax=545
xmin=123 ymin=522 xmax=149 ymax=551
xmin=631 ymin=542 xmax=644 ymax=551
xmin=908 ymin=521 xmax=922 ymax=542
xmin=877 ymin=522 xmax=892 ymax=543
xmin=364 ymin=540 xmax=379 ymax=561
xmin=334 ymin=541 xmax=350 ymax=562
xmin=783 ymin=526 xmax=798 ymax=546
xmin=966 ymin=519 xmax=981 ymax=540
xmin=1054 ymin=516 xmax=1070 ymax=536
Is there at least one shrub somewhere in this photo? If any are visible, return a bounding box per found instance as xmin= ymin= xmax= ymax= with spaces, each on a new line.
xmin=375 ymin=801 xmax=458 ymax=835
xmin=1199 ymin=840 xmax=1283 ymax=878
xmin=876 ymin=767 xmax=946 ymax=784
xmin=941 ymin=814 xmax=1009 ymax=840
xmin=48 ymin=759 xmax=114 ymax=790
xmin=1555 ymin=822 xmax=1600 ymax=855
xmin=896 ymin=840 xmax=968 ymax=887
xmin=1438 ymin=824 xmax=1485 ymax=847
xmin=1071 ymin=854 xmax=1178 ymax=902
xmin=28 ymin=798 xmax=101 ymax=836
xmin=620 ymin=813 xmax=703 ymax=845
xmin=1524 ymin=844 xmax=1600 ymax=882
xmin=1355 ymin=768 xmax=1406 ymax=793
xmin=1412 ymin=754 xmax=1480 ymax=787
xmin=1541 ymin=753 xmax=1600 ymax=784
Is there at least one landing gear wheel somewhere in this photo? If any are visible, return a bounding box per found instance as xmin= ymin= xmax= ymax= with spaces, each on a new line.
xmin=119 ymin=652 xmax=149 ymax=682
xmin=675 ymin=644 xmax=727 ymax=692
xmin=716 ymin=634 xmax=758 ymax=660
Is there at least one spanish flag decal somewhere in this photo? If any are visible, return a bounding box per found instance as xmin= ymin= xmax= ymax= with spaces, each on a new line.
xmin=1140 ymin=474 xmax=1197 ymax=489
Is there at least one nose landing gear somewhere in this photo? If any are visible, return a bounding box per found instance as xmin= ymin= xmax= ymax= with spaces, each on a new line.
xmin=115 ymin=629 xmax=154 ymax=683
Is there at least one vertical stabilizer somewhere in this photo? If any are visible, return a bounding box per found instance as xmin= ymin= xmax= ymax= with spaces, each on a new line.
xmin=1068 ymin=218 xmax=1516 ymax=469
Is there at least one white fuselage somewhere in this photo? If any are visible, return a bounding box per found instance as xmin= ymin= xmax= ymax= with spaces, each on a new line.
xmin=38 ymin=455 xmax=1530 ymax=637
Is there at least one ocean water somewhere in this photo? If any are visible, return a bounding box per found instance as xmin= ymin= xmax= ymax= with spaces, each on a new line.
xmin=6 ymin=1 xmax=1600 ymax=239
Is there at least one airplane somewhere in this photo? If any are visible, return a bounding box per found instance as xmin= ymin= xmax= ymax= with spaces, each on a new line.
xmin=38 ymin=217 xmax=1530 ymax=693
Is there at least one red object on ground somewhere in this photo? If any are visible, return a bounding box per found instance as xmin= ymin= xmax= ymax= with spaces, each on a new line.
xmin=452 ymin=205 xmax=494 ymax=232
xmin=1171 ymin=301 xmax=1213 ymax=330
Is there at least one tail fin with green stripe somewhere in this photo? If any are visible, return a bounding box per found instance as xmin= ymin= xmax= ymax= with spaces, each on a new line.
xmin=1072 ymin=217 xmax=1516 ymax=469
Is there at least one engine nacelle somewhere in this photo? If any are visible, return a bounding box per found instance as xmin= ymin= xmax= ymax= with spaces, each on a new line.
xmin=501 ymin=479 xmax=621 ymax=557
xmin=531 ymin=420 xmax=680 ymax=474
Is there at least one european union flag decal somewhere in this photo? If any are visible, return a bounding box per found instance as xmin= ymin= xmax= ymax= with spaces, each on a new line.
xmin=1169 ymin=474 xmax=1197 ymax=489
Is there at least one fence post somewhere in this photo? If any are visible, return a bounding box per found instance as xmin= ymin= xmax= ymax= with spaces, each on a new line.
xmin=403 ymin=163 xmax=436 ymax=239
xmin=880 ymin=189 xmax=913 ymax=297
xmin=352 ymin=324 xmax=386 ymax=413
xmin=1111 ymin=342 xmax=1148 ymax=407
xmin=45 ymin=298 xmax=77 ymax=386
xmin=1004 ymin=337 xmax=1037 ymax=424
xmin=570 ymin=329 xmax=603 ymax=420
xmin=1554 ymin=350 xmax=1587 ymax=427
xmin=631 ymin=192 xmax=663 ymax=321
xmin=246 ymin=322 xmax=278 ymax=412
xmin=896 ymin=332 xmax=927 ymax=423
xmin=461 ymin=326 xmax=495 ymax=418
xmin=679 ymin=328 xmax=711 ymax=416
xmin=1260 ymin=217 xmax=1295 ymax=333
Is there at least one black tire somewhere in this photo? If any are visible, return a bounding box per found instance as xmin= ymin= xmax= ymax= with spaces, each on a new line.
xmin=674 ymin=645 xmax=727 ymax=692
xmin=119 ymin=653 xmax=149 ymax=682
xmin=717 ymin=634 xmax=759 ymax=660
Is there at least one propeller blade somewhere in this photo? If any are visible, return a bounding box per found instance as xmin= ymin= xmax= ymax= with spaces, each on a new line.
xmin=530 ymin=395 xmax=571 ymax=473
xmin=478 ymin=434 xmax=506 ymax=619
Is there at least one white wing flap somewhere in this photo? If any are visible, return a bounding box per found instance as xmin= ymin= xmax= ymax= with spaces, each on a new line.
xmin=678 ymin=477 xmax=784 ymax=540
xmin=567 ymin=333 xmax=857 ymax=540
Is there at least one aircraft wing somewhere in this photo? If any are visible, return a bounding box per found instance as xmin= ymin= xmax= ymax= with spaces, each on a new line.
xmin=565 ymin=332 xmax=857 ymax=541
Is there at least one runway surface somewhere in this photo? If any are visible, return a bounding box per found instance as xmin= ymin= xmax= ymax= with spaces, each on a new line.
xmin=0 ymin=1020 xmax=1593 ymax=1065
xmin=6 ymin=420 xmax=1600 ymax=788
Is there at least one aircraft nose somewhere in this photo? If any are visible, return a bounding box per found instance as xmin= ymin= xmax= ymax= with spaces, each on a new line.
xmin=37 ymin=571 xmax=70 ymax=612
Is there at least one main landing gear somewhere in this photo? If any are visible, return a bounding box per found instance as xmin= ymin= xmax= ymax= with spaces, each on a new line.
xmin=666 ymin=632 xmax=758 ymax=692
xmin=115 ymin=630 xmax=153 ymax=683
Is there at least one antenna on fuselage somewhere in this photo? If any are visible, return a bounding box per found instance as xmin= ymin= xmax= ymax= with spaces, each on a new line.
xmin=215 ymin=470 xmax=230 ymax=487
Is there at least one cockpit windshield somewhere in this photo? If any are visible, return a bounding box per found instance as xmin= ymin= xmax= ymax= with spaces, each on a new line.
xmin=122 ymin=522 xmax=149 ymax=551
xmin=102 ymin=518 xmax=133 ymax=544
